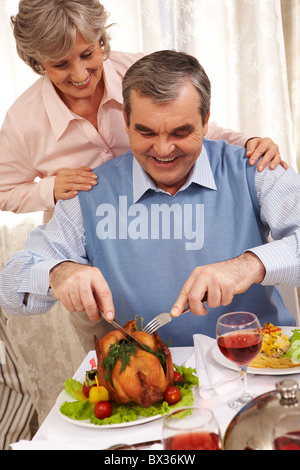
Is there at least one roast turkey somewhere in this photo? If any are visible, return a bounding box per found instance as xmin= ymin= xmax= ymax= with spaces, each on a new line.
xmin=94 ymin=320 xmax=174 ymax=407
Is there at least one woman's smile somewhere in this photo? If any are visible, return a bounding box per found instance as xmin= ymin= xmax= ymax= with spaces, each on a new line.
xmin=69 ymin=72 xmax=92 ymax=89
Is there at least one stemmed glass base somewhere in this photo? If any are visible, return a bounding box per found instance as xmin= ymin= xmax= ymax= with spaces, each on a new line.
xmin=227 ymin=366 xmax=253 ymax=410
xmin=227 ymin=392 xmax=253 ymax=410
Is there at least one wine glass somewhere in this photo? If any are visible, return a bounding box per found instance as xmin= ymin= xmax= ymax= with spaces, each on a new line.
xmin=216 ymin=311 xmax=262 ymax=410
xmin=272 ymin=412 xmax=300 ymax=450
xmin=162 ymin=407 xmax=222 ymax=450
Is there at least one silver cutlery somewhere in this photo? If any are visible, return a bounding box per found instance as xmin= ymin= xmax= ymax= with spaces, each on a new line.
xmin=106 ymin=439 xmax=162 ymax=450
xmin=143 ymin=305 xmax=191 ymax=335
xmin=99 ymin=309 xmax=146 ymax=350
xmin=143 ymin=293 xmax=208 ymax=335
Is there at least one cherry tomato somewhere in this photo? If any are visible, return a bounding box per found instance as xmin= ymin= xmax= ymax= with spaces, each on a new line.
xmin=164 ymin=386 xmax=181 ymax=405
xmin=94 ymin=401 xmax=113 ymax=420
xmin=83 ymin=384 xmax=92 ymax=398
xmin=174 ymin=371 xmax=183 ymax=383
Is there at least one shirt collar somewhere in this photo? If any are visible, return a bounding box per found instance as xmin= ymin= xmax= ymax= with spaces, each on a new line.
xmin=132 ymin=143 xmax=217 ymax=203
xmin=101 ymin=58 xmax=123 ymax=106
xmin=42 ymin=75 xmax=75 ymax=140
xmin=42 ymin=57 xmax=123 ymax=141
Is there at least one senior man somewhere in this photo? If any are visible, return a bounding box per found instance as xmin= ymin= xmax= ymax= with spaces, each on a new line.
xmin=0 ymin=50 xmax=299 ymax=347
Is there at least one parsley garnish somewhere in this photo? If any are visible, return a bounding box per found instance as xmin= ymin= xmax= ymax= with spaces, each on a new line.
xmin=101 ymin=338 xmax=167 ymax=387
xmin=141 ymin=344 xmax=166 ymax=371
xmin=102 ymin=341 xmax=138 ymax=386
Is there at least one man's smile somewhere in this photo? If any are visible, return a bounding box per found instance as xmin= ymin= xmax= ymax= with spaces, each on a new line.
xmin=153 ymin=156 xmax=179 ymax=163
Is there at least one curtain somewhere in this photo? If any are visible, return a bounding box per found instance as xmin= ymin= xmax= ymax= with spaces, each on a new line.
xmin=281 ymin=0 xmax=300 ymax=171
xmin=101 ymin=0 xmax=299 ymax=170
xmin=1 ymin=0 xmax=299 ymax=169
xmin=0 ymin=0 xmax=37 ymax=127
xmin=0 ymin=0 xmax=299 ymax=421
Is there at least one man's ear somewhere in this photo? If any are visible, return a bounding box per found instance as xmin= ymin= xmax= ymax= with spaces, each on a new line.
xmin=203 ymin=110 xmax=210 ymax=136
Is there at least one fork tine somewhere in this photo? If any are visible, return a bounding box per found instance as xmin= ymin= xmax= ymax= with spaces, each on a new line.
xmin=144 ymin=313 xmax=171 ymax=334
xmin=144 ymin=320 xmax=160 ymax=334
xmin=146 ymin=325 xmax=160 ymax=335
xmin=145 ymin=326 xmax=159 ymax=336
xmin=144 ymin=304 xmax=194 ymax=335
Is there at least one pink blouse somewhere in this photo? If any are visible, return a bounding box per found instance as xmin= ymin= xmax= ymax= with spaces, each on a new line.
xmin=0 ymin=51 xmax=251 ymax=222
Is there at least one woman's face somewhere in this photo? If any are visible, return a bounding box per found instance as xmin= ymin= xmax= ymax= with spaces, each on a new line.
xmin=42 ymin=32 xmax=104 ymax=103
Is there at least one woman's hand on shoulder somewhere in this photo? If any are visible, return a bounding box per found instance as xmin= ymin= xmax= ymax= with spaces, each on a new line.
xmin=245 ymin=137 xmax=288 ymax=171
xmin=54 ymin=166 xmax=98 ymax=203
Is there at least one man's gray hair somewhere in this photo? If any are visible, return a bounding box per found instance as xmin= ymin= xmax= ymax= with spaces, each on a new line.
xmin=11 ymin=0 xmax=111 ymax=75
xmin=122 ymin=50 xmax=211 ymax=125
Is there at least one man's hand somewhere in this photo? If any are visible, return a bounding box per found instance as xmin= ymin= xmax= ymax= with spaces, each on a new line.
xmin=171 ymin=252 xmax=266 ymax=317
xmin=245 ymin=137 xmax=288 ymax=171
xmin=54 ymin=167 xmax=98 ymax=203
xmin=49 ymin=261 xmax=114 ymax=322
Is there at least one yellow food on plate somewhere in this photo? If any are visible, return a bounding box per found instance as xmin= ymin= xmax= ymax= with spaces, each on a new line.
xmin=260 ymin=323 xmax=290 ymax=358
xmin=250 ymin=323 xmax=299 ymax=369
xmin=249 ymin=354 xmax=299 ymax=369
xmin=89 ymin=385 xmax=109 ymax=404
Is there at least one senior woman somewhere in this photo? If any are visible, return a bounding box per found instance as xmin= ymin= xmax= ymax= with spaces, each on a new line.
xmin=0 ymin=0 xmax=283 ymax=225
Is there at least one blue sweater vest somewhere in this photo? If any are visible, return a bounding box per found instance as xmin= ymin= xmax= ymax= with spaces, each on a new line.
xmin=78 ymin=139 xmax=294 ymax=346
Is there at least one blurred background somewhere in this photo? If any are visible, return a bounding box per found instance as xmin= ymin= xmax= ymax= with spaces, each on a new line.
xmin=1 ymin=0 xmax=299 ymax=170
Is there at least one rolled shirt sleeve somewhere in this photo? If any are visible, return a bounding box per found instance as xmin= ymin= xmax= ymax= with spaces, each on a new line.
xmin=0 ymin=197 xmax=87 ymax=315
xmin=249 ymin=166 xmax=300 ymax=287
xmin=1 ymin=159 xmax=299 ymax=316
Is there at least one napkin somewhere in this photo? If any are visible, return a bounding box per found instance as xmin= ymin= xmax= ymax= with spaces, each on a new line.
xmin=0 ymin=340 xmax=5 ymax=364
xmin=192 ymin=334 xmax=253 ymax=399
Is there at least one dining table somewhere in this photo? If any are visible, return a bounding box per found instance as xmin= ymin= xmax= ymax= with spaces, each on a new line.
xmin=10 ymin=336 xmax=300 ymax=452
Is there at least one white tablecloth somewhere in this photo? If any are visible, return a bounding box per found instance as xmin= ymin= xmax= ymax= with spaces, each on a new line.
xmin=11 ymin=346 xmax=300 ymax=450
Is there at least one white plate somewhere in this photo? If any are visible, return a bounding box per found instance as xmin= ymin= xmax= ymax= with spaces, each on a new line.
xmin=211 ymin=327 xmax=300 ymax=376
xmin=56 ymin=390 xmax=161 ymax=429
xmin=56 ymin=347 xmax=193 ymax=429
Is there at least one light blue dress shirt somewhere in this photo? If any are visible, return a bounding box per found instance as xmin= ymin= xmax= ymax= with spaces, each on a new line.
xmin=0 ymin=145 xmax=299 ymax=318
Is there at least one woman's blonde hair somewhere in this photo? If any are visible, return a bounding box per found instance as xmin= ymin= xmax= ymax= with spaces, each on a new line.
xmin=11 ymin=0 xmax=111 ymax=75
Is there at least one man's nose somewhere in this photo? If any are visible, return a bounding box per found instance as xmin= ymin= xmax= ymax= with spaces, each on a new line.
xmin=153 ymin=138 xmax=176 ymax=157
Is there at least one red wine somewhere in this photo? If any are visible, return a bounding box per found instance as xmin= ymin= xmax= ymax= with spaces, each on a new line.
xmin=164 ymin=431 xmax=222 ymax=450
xmin=273 ymin=431 xmax=300 ymax=450
xmin=218 ymin=331 xmax=261 ymax=366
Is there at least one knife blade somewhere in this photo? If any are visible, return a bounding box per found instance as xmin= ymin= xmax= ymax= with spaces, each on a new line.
xmin=99 ymin=310 xmax=147 ymax=350
xmin=106 ymin=439 xmax=162 ymax=450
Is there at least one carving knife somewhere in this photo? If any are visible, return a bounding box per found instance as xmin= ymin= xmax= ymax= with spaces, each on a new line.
xmin=99 ymin=309 xmax=147 ymax=350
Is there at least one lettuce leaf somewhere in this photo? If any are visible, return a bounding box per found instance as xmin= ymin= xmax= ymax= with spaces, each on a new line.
xmin=60 ymin=399 xmax=94 ymax=421
xmin=284 ymin=329 xmax=300 ymax=363
xmin=60 ymin=365 xmax=198 ymax=426
xmin=63 ymin=378 xmax=84 ymax=400
xmin=174 ymin=364 xmax=199 ymax=388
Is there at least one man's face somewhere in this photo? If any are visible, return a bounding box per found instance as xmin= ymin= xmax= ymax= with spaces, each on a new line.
xmin=124 ymin=81 xmax=210 ymax=196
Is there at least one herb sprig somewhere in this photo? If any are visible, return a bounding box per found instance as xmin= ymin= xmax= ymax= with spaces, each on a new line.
xmin=101 ymin=340 xmax=138 ymax=386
